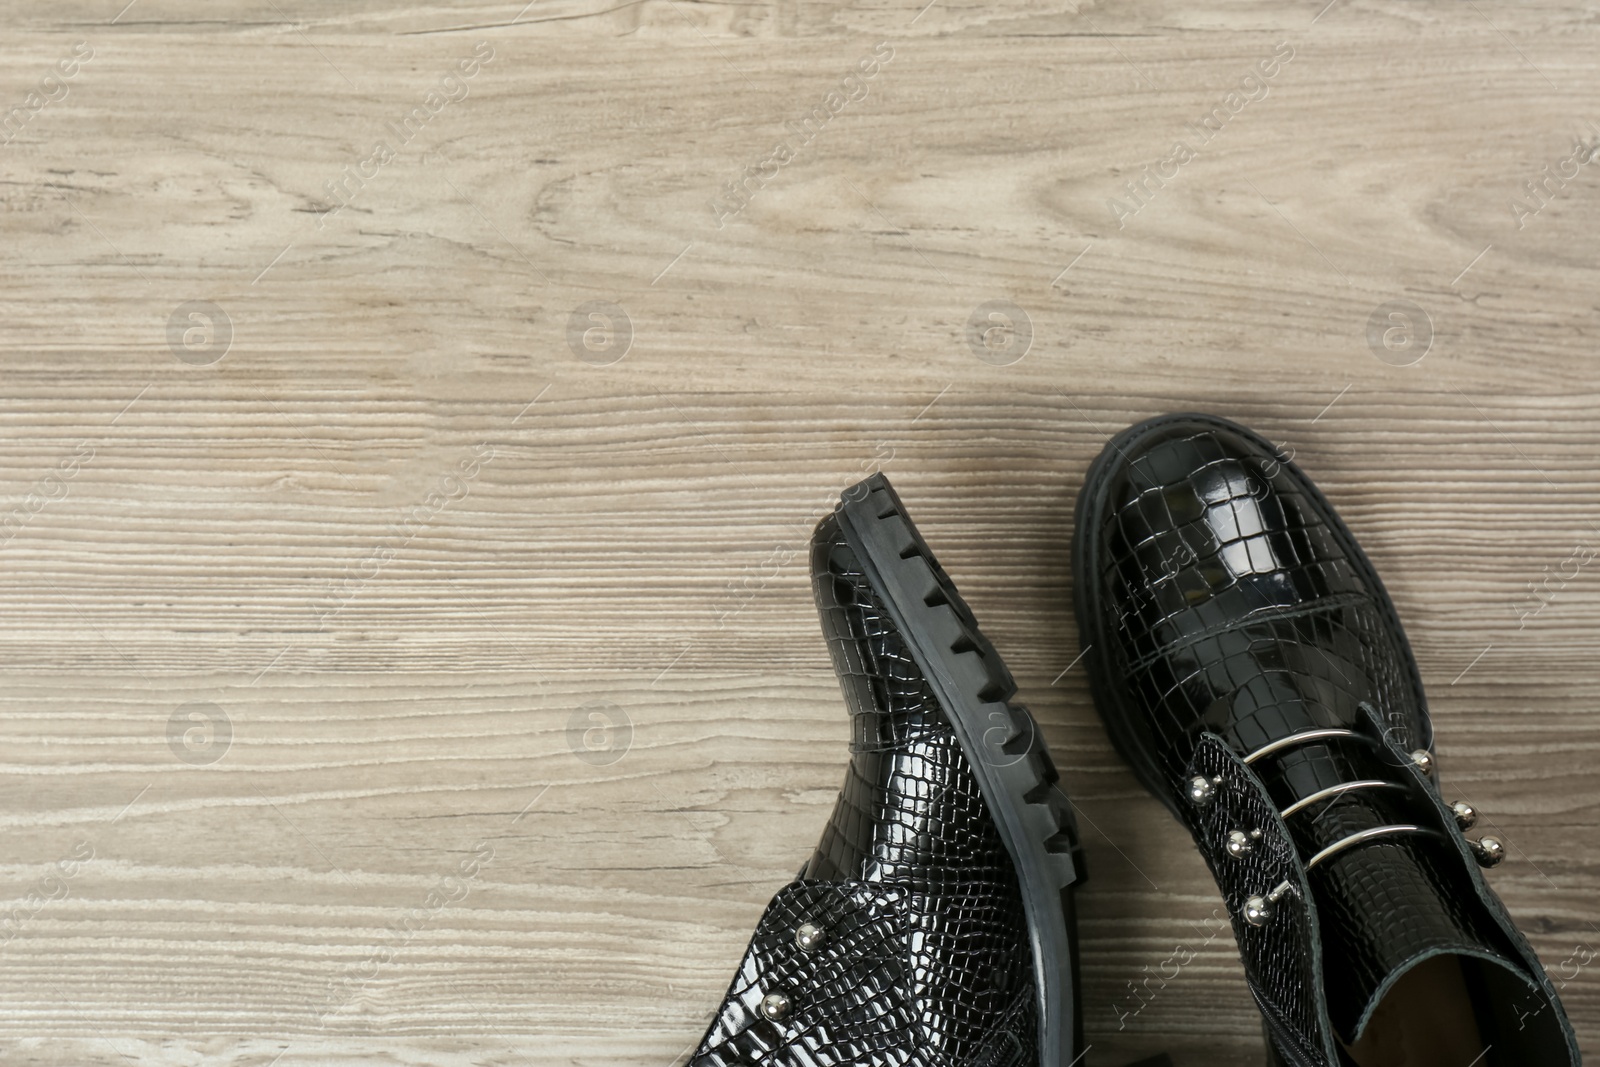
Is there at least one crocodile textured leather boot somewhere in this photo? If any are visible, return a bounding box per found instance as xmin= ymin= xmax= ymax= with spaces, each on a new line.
xmin=689 ymin=473 xmax=1087 ymax=1067
xmin=1072 ymin=413 xmax=1580 ymax=1067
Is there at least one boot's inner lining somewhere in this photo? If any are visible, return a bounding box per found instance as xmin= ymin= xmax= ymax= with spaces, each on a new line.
xmin=1341 ymin=954 xmax=1484 ymax=1067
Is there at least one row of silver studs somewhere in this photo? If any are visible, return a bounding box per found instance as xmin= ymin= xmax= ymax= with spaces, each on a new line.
xmin=757 ymin=921 xmax=827 ymax=1023
xmin=1413 ymin=751 xmax=1503 ymax=866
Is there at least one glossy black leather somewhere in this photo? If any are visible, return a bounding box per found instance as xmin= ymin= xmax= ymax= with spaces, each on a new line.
xmin=1075 ymin=413 xmax=1580 ymax=1066
xmin=689 ymin=513 xmax=1039 ymax=1067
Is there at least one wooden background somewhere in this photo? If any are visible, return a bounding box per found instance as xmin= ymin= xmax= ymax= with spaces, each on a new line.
xmin=1 ymin=0 xmax=1597 ymax=1063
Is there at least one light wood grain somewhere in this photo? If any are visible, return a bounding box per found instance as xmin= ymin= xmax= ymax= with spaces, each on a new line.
xmin=1 ymin=1 xmax=1598 ymax=1063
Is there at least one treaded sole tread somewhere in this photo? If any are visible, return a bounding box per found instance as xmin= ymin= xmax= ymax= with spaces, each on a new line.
xmin=835 ymin=473 xmax=1083 ymax=1067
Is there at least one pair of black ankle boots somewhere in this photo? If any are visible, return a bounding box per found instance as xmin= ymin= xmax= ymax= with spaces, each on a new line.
xmin=685 ymin=414 xmax=1580 ymax=1067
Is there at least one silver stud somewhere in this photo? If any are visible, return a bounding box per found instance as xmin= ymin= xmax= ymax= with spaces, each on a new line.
xmin=794 ymin=922 xmax=825 ymax=953
xmin=1473 ymin=836 xmax=1506 ymax=868
xmin=760 ymin=992 xmax=791 ymax=1021
xmin=1188 ymin=775 xmax=1217 ymax=808
xmin=1451 ymin=801 xmax=1478 ymax=832
xmin=1410 ymin=749 xmax=1434 ymax=777
xmin=1243 ymin=880 xmax=1295 ymax=927
xmin=1226 ymin=829 xmax=1261 ymax=859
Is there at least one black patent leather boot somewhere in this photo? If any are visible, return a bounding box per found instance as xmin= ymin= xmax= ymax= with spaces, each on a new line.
xmin=1073 ymin=413 xmax=1580 ymax=1067
xmin=690 ymin=474 xmax=1087 ymax=1067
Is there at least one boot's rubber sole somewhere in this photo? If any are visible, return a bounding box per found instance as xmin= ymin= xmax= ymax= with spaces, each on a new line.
xmin=836 ymin=473 xmax=1085 ymax=1067
xmin=1070 ymin=410 xmax=1435 ymax=821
